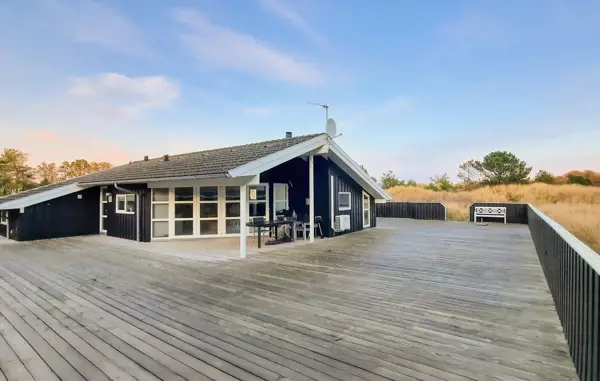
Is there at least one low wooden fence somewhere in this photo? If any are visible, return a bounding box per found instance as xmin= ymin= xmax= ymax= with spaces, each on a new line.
xmin=469 ymin=202 xmax=528 ymax=224
xmin=376 ymin=202 xmax=446 ymax=221
xmin=528 ymin=204 xmax=599 ymax=380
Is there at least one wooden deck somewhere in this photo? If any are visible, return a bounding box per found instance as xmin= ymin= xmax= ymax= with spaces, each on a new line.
xmin=0 ymin=219 xmax=577 ymax=381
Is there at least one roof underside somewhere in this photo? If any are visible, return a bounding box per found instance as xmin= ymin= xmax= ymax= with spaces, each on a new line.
xmin=77 ymin=133 xmax=323 ymax=185
xmin=0 ymin=179 xmax=78 ymax=205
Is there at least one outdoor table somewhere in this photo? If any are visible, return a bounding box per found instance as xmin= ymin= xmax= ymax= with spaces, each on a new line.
xmin=245 ymin=220 xmax=296 ymax=248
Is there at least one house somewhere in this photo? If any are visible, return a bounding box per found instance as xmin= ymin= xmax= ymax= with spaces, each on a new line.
xmin=0 ymin=132 xmax=391 ymax=257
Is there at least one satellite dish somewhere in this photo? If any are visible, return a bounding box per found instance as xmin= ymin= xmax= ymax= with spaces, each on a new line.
xmin=326 ymin=118 xmax=337 ymax=137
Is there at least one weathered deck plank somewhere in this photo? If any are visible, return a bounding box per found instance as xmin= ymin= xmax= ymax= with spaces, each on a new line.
xmin=0 ymin=219 xmax=578 ymax=380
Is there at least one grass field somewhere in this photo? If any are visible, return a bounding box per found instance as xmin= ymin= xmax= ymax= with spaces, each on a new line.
xmin=387 ymin=183 xmax=600 ymax=253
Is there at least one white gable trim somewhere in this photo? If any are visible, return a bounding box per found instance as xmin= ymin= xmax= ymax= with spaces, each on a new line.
xmin=0 ymin=183 xmax=88 ymax=210
xmin=327 ymin=139 xmax=391 ymax=200
xmin=227 ymin=135 xmax=329 ymax=177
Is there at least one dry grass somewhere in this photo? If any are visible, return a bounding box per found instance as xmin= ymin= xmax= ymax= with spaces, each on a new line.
xmin=387 ymin=183 xmax=600 ymax=253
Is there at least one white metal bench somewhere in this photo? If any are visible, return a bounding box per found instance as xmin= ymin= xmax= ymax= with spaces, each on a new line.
xmin=474 ymin=206 xmax=507 ymax=224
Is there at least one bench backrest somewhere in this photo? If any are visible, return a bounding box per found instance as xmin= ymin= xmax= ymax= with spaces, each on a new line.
xmin=475 ymin=206 xmax=507 ymax=215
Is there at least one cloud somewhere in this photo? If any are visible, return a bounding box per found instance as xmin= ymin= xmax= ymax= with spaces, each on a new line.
xmin=258 ymin=0 xmax=324 ymax=45
xmin=241 ymin=107 xmax=273 ymax=116
xmin=172 ymin=8 xmax=323 ymax=85
xmin=40 ymin=0 xmax=149 ymax=57
xmin=69 ymin=73 xmax=179 ymax=119
xmin=441 ymin=11 xmax=511 ymax=50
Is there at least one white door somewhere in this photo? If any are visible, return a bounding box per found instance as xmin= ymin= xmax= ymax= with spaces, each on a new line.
xmin=248 ymin=184 xmax=269 ymax=234
xmin=273 ymin=183 xmax=289 ymax=219
xmin=362 ymin=191 xmax=370 ymax=228
xmin=100 ymin=187 xmax=109 ymax=233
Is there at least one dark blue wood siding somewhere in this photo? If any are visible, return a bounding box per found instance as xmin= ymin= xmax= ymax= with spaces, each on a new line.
xmin=106 ymin=184 xmax=151 ymax=242
xmin=12 ymin=186 xmax=100 ymax=241
xmin=260 ymin=156 xmax=330 ymax=236
xmin=329 ymin=161 xmax=371 ymax=235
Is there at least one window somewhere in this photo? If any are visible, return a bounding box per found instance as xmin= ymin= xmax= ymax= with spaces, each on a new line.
xmin=273 ymin=183 xmax=288 ymax=217
xmin=174 ymin=187 xmax=194 ymax=236
xmin=225 ymin=186 xmax=240 ymax=234
xmin=248 ymin=184 xmax=268 ymax=233
xmin=338 ymin=192 xmax=351 ymax=211
xmin=152 ymin=188 xmax=169 ymax=238
xmin=116 ymin=194 xmax=135 ymax=214
xmin=199 ymin=186 xmax=218 ymax=235
xmin=0 ymin=211 xmax=7 ymax=225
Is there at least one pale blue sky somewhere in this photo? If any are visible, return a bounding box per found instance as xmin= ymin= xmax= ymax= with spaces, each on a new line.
xmin=1 ymin=0 xmax=599 ymax=181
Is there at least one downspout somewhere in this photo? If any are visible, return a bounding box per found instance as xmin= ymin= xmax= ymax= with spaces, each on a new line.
xmin=114 ymin=183 xmax=140 ymax=242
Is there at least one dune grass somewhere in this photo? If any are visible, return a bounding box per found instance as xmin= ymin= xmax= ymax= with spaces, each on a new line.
xmin=387 ymin=183 xmax=600 ymax=253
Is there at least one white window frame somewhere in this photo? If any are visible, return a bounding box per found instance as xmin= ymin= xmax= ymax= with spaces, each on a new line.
xmin=273 ymin=183 xmax=289 ymax=219
xmin=99 ymin=186 xmax=108 ymax=233
xmin=116 ymin=194 xmax=136 ymax=214
xmin=198 ymin=186 xmax=219 ymax=236
xmin=151 ymin=188 xmax=170 ymax=239
xmin=362 ymin=190 xmax=371 ymax=228
xmin=173 ymin=187 xmax=195 ymax=237
xmin=338 ymin=192 xmax=351 ymax=211
xmin=0 ymin=211 xmax=7 ymax=225
xmin=224 ymin=186 xmax=241 ymax=236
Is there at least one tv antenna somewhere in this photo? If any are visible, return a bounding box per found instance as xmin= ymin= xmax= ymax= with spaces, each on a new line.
xmin=308 ymin=102 xmax=329 ymax=123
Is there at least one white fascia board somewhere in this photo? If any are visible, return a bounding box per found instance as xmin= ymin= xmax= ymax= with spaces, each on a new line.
xmin=147 ymin=175 xmax=260 ymax=188
xmin=227 ymin=135 xmax=328 ymax=177
xmin=0 ymin=183 xmax=88 ymax=210
xmin=327 ymin=139 xmax=391 ymax=200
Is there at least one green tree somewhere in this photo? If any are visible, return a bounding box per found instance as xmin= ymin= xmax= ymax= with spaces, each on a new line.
xmin=406 ymin=179 xmax=417 ymax=187
xmin=426 ymin=173 xmax=455 ymax=191
xmin=472 ymin=151 xmax=532 ymax=185
xmin=0 ymin=148 xmax=36 ymax=195
xmin=534 ymin=170 xmax=555 ymax=184
xmin=567 ymin=174 xmax=592 ymax=186
xmin=380 ymin=170 xmax=405 ymax=189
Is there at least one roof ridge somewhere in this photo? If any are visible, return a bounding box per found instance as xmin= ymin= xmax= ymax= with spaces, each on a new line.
xmin=133 ymin=132 xmax=324 ymax=163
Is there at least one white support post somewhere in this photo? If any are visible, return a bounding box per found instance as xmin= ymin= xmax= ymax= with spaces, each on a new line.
xmin=240 ymin=184 xmax=248 ymax=258
xmin=309 ymin=154 xmax=315 ymax=243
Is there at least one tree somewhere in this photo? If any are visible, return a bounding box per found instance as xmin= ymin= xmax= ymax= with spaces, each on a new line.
xmin=380 ymin=170 xmax=405 ymax=189
xmin=567 ymin=174 xmax=592 ymax=186
xmin=406 ymin=179 xmax=417 ymax=187
xmin=0 ymin=149 xmax=36 ymax=195
xmin=425 ymin=173 xmax=454 ymax=191
xmin=58 ymin=159 xmax=112 ymax=180
xmin=458 ymin=159 xmax=479 ymax=183
xmin=472 ymin=151 xmax=531 ymax=185
xmin=36 ymin=162 xmax=60 ymax=185
xmin=534 ymin=170 xmax=555 ymax=184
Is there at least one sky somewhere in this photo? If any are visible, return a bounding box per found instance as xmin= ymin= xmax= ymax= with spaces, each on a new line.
xmin=1 ymin=0 xmax=599 ymax=182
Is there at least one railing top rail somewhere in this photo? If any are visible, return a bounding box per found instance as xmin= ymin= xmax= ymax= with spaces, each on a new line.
xmin=528 ymin=203 xmax=600 ymax=274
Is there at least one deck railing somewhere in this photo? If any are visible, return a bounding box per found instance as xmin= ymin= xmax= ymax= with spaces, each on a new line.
xmin=376 ymin=202 xmax=446 ymax=221
xmin=527 ymin=204 xmax=599 ymax=380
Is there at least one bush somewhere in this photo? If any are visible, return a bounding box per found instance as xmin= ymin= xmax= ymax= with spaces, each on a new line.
xmin=534 ymin=170 xmax=555 ymax=184
xmin=568 ymin=174 xmax=592 ymax=186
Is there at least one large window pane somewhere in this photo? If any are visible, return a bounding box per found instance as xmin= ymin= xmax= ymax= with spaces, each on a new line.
xmin=153 ymin=221 xmax=169 ymax=238
xmin=199 ymin=187 xmax=218 ymax=201
xmin=152 ymin=204 xmax=169 ymax=219
xmin=200 ymin=220 xmax=218 ymax=235
xmin=126 ymin=195 xmax=136 ymax=213
xmin=175 ymin=220 xmax=194 ymax=236
xmin=226 ymin=203 xmax=240 ymax=217
xmin=249 ymin=202 xmax=266 ymax=217
xmin=175 ymin=204 xmax=193 ymax=218
xmin=226 ymin=186 xmax=240 ymax=201
xmin=174 ymin=187 xmax=193 ymax=202
xmin=117 ymin=199 xmax=125 ymax=211
xmin=200 ymin=203 xmax=218 ymax=218
xmin=153 ymin=188 xmax=169 ymax=202
xmin=249 ymin=186 xmax=266 ymax=201
xmin=226 ymin=219 xmax=240 ymax=234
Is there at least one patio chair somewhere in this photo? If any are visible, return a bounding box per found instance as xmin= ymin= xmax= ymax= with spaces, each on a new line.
xmin=300 ymin=215 xmax=323 ymax=240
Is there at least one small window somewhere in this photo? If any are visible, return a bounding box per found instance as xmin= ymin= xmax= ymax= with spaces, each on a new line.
xmin=338 ymin=192 xmax=351 ymax=211
xmin=0 ymin=211 xmax=7 ymax=225
xmin=116 ymin=194 xmax=136 ymax=214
